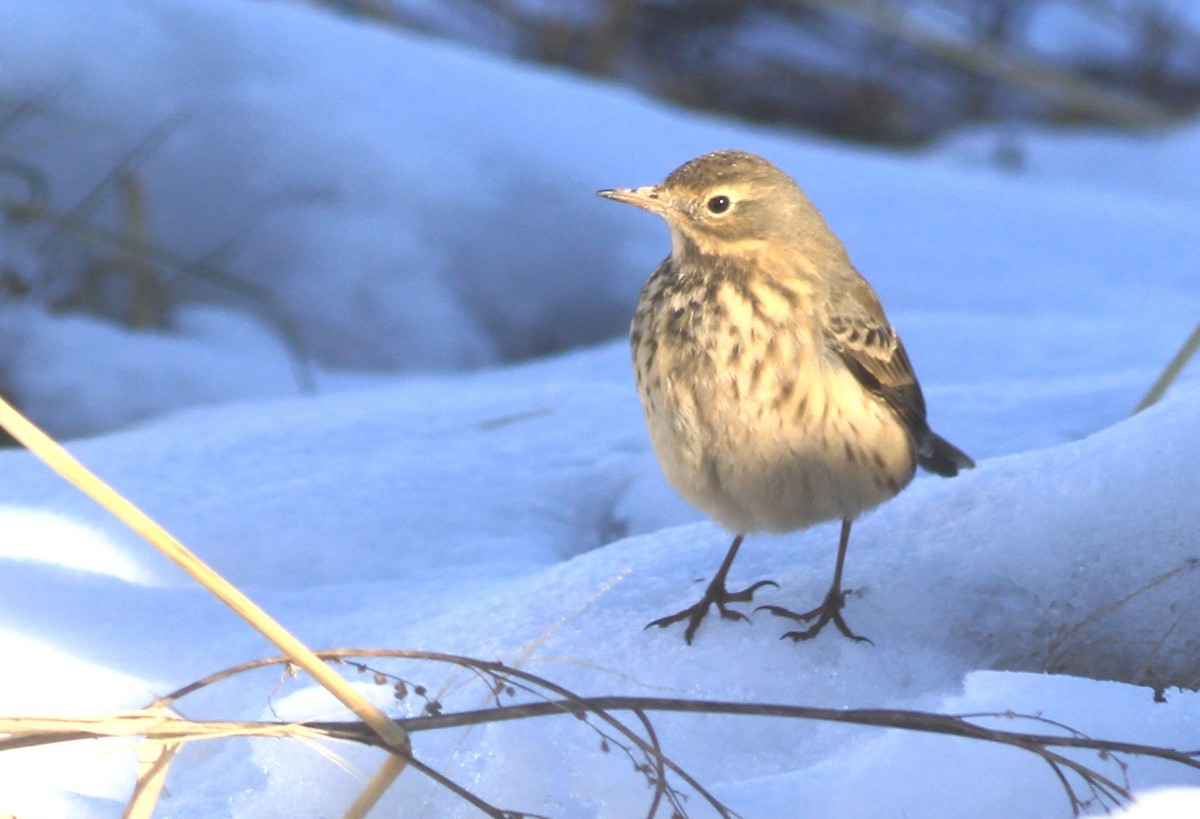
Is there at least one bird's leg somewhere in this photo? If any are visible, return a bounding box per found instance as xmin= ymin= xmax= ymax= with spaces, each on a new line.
xmin=646 ymin=534 xmax=778 ymax=644
xmin=757 ymin=519 xmax=872 ymax=644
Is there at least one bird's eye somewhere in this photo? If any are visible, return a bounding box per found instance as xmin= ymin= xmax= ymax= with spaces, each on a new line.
xmin=706 ymin=195 xmax=731 ymax=214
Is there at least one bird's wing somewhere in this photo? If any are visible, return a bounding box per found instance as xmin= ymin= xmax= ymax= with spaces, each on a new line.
xmin=824 ymin=286 xmax=977 ymax=477
xmin=823 ymin=288 xmax=928 ymax=436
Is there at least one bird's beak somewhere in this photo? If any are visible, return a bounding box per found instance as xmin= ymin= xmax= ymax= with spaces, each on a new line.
xmin=597 ymin=185 xmax=668 ymax=213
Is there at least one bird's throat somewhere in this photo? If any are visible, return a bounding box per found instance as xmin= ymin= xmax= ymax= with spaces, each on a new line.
xmin=667 ymin=224 xmax=690 ymax=267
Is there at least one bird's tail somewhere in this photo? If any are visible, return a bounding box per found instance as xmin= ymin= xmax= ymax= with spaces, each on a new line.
xmin=918 ymin=432 xmax=975 ymax=477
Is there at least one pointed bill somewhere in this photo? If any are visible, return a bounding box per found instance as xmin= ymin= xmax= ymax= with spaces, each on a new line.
xmin=596 ymin=185 xmax=669 ymax=214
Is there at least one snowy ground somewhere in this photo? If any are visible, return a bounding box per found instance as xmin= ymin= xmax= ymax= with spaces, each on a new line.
xmin=2 ymin=1 xmax=1200 ymax=817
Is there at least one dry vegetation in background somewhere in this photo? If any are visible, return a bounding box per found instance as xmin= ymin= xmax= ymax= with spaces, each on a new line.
xmin=324 ymin=0 xmax=1200 ymax=145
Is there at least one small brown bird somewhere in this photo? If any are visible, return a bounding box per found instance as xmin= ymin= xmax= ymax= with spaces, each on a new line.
xmin=599 ymin=150 xmax=973 ymax=644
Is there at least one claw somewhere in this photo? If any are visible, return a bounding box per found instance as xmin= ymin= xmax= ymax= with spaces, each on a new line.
xmin=647 ymin=578 xmax=779 ymax=644
xmin=753 ymin=519 xmax=874 ymax=645
xmin=759 ymin=589 xmax=872 ymax=645
xmin=727 ymin=579 xmax=780 ymax=602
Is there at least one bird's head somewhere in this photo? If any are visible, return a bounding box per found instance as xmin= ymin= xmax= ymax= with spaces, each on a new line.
xmin=598 ymin=150 xmax=820 ymax=260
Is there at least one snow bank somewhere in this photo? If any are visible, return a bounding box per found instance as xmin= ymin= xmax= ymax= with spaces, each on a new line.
xmin=1 ymin=0 xmax=1198 ymax=816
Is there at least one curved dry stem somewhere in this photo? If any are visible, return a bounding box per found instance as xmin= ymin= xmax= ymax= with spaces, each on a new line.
xmin=142 ymin=649 xmax=1200 ymax=816
xmin=10 ymin=649 xmax=1198 ymax=817
xmin=631 ymin=708 xmax=670 ymax=819
xmin=151 ymin=649 xmax=737 ymax=816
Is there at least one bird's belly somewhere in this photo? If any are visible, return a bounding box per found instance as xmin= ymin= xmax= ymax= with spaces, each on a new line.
xmin=641 ymin=353 xmax=917 ymax=535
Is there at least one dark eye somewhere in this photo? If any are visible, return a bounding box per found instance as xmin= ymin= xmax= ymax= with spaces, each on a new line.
xmin=706 ymin=195 xmax=731 ymax=214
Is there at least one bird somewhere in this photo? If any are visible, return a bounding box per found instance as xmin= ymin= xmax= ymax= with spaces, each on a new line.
xmin=597 ymin=149 xmax=974 ymax=645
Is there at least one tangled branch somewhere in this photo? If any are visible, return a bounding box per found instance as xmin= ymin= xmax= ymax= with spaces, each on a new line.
xmin=4 ymin=649 xmax=1198 ymax=817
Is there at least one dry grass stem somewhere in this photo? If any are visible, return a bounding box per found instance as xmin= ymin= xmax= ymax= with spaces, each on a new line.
xmin=1135 ymin=319 xmax=1200 ymax=412
xmin=0 ymin=398 xmax=411 ymax=786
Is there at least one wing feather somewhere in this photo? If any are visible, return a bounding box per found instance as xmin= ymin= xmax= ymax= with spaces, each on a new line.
xmin=824 ymin=306 xmax=927 ymax=437
xmin=823 ymin=282 xmax=974 ymax=476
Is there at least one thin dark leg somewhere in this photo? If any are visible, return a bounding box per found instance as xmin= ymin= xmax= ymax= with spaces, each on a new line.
xmin=646 ymin=533 xmax=778 ymax=645
xmin=757 ymin=518 xmax=871 ymax=644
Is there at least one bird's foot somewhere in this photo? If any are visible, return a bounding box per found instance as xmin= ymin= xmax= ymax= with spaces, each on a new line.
xmin=646 ymin=577 xmax=779 ymax=645
xmin=757 ymin=588 xmax=872 ymax=644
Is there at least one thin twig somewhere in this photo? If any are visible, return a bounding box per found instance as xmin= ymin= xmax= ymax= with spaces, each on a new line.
xmin=1135 ymin=320 xmax=1200 ymax=413
xmin=143 ymin=648 xmax=1200 ymax=776
xmin=632 ymin=708 xmax=671 ymax=819
xmin=1046 ymin=557 xmax=1199 ymax=666
xmin=37 ymin=115 xmax=185 ymax=254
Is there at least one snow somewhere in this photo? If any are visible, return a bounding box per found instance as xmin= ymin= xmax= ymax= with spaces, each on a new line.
xmin=2 ymin=0 xmax=1200 ymax=817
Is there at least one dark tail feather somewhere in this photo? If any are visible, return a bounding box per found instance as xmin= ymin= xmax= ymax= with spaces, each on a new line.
xmin=918 ymin=432 xmax=975 ymax=477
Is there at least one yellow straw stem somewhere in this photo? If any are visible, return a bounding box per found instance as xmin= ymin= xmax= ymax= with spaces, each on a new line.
xmin=0 ymin=395 xmax=410 ymax=760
